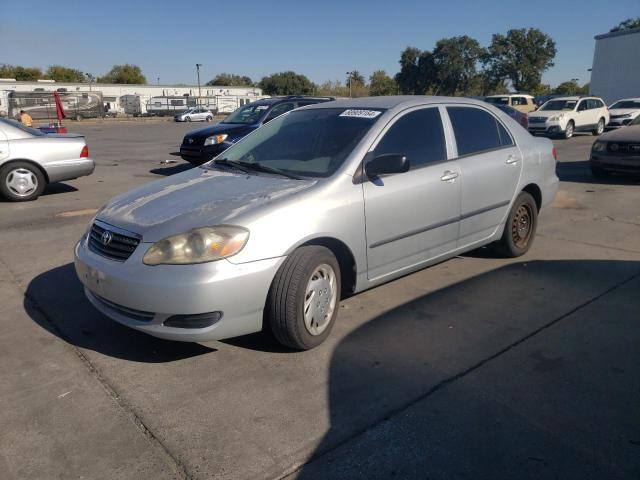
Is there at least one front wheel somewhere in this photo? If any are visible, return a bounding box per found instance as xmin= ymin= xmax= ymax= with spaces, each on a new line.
xmin=206 ymin=116 xmax=212 ymax=122
xmin=266 ymin=246 xmax=341 ymax=350
xmin=0 ymin=162 xmax=46 ymax=201
xmin=592 ymin=118 xmax=605 ymax=136
xmin=563 ymin=121 xmax=574 ymax=139
xmin=492 ymin=192 xmax=538 ymax=257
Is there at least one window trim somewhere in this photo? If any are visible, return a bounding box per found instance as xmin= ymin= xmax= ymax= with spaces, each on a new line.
xmin=443 ymin=104 xmax=517 ymax=160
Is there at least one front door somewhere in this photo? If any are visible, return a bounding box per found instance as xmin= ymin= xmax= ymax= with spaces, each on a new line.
xmin=363 ymin=106 xmax=461 ymax=281
xmin=445 ymin=105 xmax=523 ymax=246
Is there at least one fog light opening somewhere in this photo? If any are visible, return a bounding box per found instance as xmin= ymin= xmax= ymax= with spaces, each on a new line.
xmin=164 ymin=312 xmax=222 ymax=329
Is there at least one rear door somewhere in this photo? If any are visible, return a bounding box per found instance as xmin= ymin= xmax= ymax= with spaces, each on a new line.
xmin=0 ymin=127 xmax=9 ymax=161
xmin=363 ymin=106 xmax=461 ymax=280
xmin=445 ymin=105 xmax=523 ymax=247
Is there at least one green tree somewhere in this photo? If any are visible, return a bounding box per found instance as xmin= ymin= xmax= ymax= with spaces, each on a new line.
xmin=346 ymin=70 xmax=365 ymax=87
xmin=369 ymin=70 xmax=397 ymax=96
xmin=552 ymin=80 xmax=589 ymax=95
xmin=432 ymin=36 xmax=484 ymax=96
xmin=98 ymin=64 xmax=146 ymax=84
xmin=206 ymin=73 xmax=254 ymax=87
xmin=486 ymin=28 xmax=556 ymax=93
xmin=394 ymin=47 xmax=435 ymax=94
xmin=45 ymin=65 xmax=85 ymax=82
xmin=0 ymin=64 xmax=42 ymax=81
xmin=316 ymin=79 xmax=349 ymax=97
xmin=258 ymin=71 xmax=315 ymax=95
xmin=610 ymin=17 xmax=640 ymax=32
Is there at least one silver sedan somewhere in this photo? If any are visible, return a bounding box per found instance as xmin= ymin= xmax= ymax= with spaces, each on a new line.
xmin=0 ymin=119 xmax=94 ymax=201
xmin=75 ymin=96 xmax=558 ymax=349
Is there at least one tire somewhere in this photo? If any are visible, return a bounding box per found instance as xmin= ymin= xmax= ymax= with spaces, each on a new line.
xmin=75 ymin=114 xmax=83 ymax=121
xmin=266 ymin=246 xmax=341 ymax=350
xmin=492 ymin=192 xmax=538 ymax=258
xmin=206 ymin=116 xmax=212 ymax=122
xmin=563 ymin=121 xmax=574 ymax=139
xmin=185 ymin=116 xmax=191 ymax=122
xmin=591 ymin=163 xmax=610 ymax=178
xmin=592 ymin=118 xmax=605 ymax=136
xmin=0 ymin=161 xmax=46 ymax=202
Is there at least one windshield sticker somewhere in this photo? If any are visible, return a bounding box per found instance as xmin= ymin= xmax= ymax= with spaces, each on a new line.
xmin=255 ymin=105 xmax=269 ymax=111
xmin=339 ymin=109 xmax=382 ymax=119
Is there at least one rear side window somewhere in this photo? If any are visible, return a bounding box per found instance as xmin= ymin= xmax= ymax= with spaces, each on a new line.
xmin=512 ymin=97 xmax=527 ymax=106
xmin=374 ymin=107 xmax=446 ymax=169
xmin=447 ymin=107 xmax=512 ymax=156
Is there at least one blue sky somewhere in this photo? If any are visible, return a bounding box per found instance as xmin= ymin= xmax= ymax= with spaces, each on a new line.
xmin=1 ymin=0 xmax=638 ymax=87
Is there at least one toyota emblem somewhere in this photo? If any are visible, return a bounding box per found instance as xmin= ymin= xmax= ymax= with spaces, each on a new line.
xmin=101 ymin=230 xmax=113 ymax=246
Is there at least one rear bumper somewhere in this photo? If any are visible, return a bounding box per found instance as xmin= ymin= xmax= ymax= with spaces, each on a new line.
xmin=44 ymin=157 xmax=95 ymax=182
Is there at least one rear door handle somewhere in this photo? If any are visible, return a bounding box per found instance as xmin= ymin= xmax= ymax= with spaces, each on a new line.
xmin=506 ymin=154 xmax=520 ymax=165
xmin=440 ymin=170 xmax=459 ymax=182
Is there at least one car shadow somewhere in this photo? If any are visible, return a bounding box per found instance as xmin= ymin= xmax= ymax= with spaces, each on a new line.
xmin=42 ymin=183 xmax=79 ymax=195
xmin=556 ymin=160 xmax=640 ymax=185
xmin=24 ymin=263 xmax=215 ymax=362
xmin=294 ymin=259 xmax=640 ymax=479
xmin=149 ymin=163 xmax=194 ymax=176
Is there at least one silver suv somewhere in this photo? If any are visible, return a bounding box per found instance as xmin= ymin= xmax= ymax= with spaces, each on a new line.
xmin=75 ymin=96 xmax=558 ymax=350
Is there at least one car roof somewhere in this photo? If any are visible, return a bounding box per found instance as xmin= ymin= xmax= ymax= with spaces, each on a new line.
xmin=251 ymin=96 xmax=334 ymax=106
xmin=612 ymin=97 xmax=640 ymax=102
xmin=300 ymin=95 xmax=496 ymax=111
xmin=551 ymin=96 xmax=602 ymax=101
xmin=486 ymin=94 xmax=533 ymax=98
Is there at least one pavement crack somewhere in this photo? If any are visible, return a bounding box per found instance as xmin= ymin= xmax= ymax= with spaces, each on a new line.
xmin=0 ymin=258 xmax=193 ymax=480
xmin=279 ymin=268 xmax=640 ymax=479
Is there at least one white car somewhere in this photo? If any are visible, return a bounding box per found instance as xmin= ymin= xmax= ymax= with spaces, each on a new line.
xmin=606 ymin=98 xmax=640 ymax=130
xmin=528 ymin=96 xmax=609 ymax=139
xmin=174 ymin=108 xmax=214 ymax=122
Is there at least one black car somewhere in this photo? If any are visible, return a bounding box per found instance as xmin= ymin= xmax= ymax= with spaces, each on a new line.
xmin=179 ymin=96 xmax=334 ymax=165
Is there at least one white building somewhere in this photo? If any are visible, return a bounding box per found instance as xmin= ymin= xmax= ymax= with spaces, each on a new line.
xmin=589 ymin=27 xmax=640 ymax=105
xmin=0 ymin=79 xmax=265 ymax=117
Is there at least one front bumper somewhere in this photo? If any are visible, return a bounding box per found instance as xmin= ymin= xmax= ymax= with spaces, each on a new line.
xmin=179 ymin=143 xmax=226 ymax=164
xmin=74 ymin=235 xmax=284 ymax=342
xmin=528 ymin=122 xmax=564 ymax=136
xmin=605 ymin=119 xmax=633 ymax=130
xmin=590 ymin=153 xmax=640 ymax=173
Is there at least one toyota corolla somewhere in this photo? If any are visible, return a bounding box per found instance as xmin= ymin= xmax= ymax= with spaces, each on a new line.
xmin=75 ymin=97 xmax=558 ymax=350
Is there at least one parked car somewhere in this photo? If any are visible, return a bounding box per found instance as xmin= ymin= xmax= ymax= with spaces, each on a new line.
xmin=0 ymin=118 xmax=94 ymax=201
xmin=174 ymin=108 xmax=214 ymax=122
xmin=590 ymin=114 xmax=640 ymax=177
xmin=528 ymin=96 xmax=609 ymax=139
xmin=179 ymin=96 xmax=334 ymax=165
xmin=75 ymin=97 xmax=558 ymax=350
xmin=606 ymin=98 xmax=640 ymax=130
xmin=493 ymin=104 xmax=529 ymax=129
xmin=485 ymin=94 xmax=537 ymax=113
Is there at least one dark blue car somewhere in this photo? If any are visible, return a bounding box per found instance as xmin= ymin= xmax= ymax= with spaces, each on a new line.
xmin=179 ymin=96 xmax=333 ymax=165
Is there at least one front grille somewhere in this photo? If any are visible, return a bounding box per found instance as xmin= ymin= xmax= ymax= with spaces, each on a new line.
xmin=528 ymin=117 xmax=546 ymax=124
xmin=89 ymin=291 xmax=154 ymax=322
xmin=183 ymin=135 xmax=205 ymax=146
xmin=88 ymin=222 xmax=140 ymax=261
xmin=607 ymin=142 xmax=640 ymax=155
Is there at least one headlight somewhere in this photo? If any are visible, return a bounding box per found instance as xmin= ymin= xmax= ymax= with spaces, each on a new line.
xmin=592 ymin=141 xmax=607 ymax=152
xmin=548 ymin=115 xmax=563 ymax=121
xmin=143 ymin=226 xmax=249 ymax=265
xmin=204 ymin=134 xmax=228 ymax=146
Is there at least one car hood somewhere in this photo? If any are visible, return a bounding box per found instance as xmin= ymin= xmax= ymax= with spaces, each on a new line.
xmin=184 ymin=122 xmax=254 ymax=141
xmin=97 ymin=166 xmax=316 ymax=242
xmin=599 ymin=125 xmax=640 ymax=142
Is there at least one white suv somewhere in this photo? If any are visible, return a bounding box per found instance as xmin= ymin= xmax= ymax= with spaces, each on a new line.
xmin=528 ymin=96 xmax=609 ymax=139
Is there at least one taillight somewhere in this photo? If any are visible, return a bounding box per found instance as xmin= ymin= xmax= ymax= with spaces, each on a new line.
xmin=80 ymin=146 xmax=89 ymax=158
xmin=552 ymin=147 xmax=557 ymax=161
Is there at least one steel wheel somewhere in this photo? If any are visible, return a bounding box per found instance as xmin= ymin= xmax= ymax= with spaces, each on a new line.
xmin=5 ymin=168 xmax=38 ymax=197
xmin=511 ymin=204 xmax=533 ymax=249
xmin=303 ymin=263 xmax=337 ymax=336
xmin=564 ymin=121 xmax=574 ymax=139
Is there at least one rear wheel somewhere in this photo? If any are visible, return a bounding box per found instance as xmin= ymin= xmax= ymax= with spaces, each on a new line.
xmin=493 ymin=192 xmax=538 ymax=257
xmin=185 ymin=116 xmax=191 ymax=122
xmin=592 ymin=118 xmax=605 ymax=136
xmin=0 ymin=162 xmax=46 ymax=202
xmin=563 ymin=121 xmax=574 ymax=139
xmin=266 ymin=246 xmax=341 ymax=350
xmin=206 ymin=115 xmax=212 ymax=122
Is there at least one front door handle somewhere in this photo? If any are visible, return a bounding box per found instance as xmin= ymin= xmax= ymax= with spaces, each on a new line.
xmin=506 ymin=154 xmax=520 ymax=165
xmin=440 ymin=170 xmax=459 ymax=182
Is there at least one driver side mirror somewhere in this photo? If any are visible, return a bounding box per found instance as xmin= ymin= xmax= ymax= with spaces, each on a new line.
xmin=365 ymin=154 xmax=410 ymax=177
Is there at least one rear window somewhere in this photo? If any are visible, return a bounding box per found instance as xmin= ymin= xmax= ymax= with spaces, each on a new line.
xmin=447 ymin=107 xmax=512 ymax=156
xmin=0 ymin=118 xmax=45 ymax=136
xmin=486 ymin=97 xmax=509 ymax=105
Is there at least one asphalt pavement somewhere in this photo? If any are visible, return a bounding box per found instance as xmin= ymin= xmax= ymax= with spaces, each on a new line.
xmin=0 ymin=124 xmax=639 ymax=480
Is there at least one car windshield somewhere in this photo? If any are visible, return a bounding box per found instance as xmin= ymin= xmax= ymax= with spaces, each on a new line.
xmin=485 ymin=97 xmax=509 ymax=105
xmin=222 ymin=103 xmax=271 ymax=125
xmin=539 ymin=100 xmax=577 ymax=111
xmin=0 ymin=118 xmax=45 ymax=136
xmin=207 ymin=107 xmax=385 ymax=178
xmin=610 ymin=100 xmax=640 ymax=109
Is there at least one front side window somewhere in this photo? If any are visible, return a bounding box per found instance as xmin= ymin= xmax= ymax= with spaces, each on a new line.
xmin=373 ymin=107 xmax=446 ymax=169
xmin=447 ymin=106 xmax=511 ymax=156
xmin=211 ymin=108 xmax=384 ymax=178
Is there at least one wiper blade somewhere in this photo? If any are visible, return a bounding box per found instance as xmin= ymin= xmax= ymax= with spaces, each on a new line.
xmin=237 ymin=161 xmax=304 ymax=180
xmin=213 ymin=158 xmax=252 ymax=173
